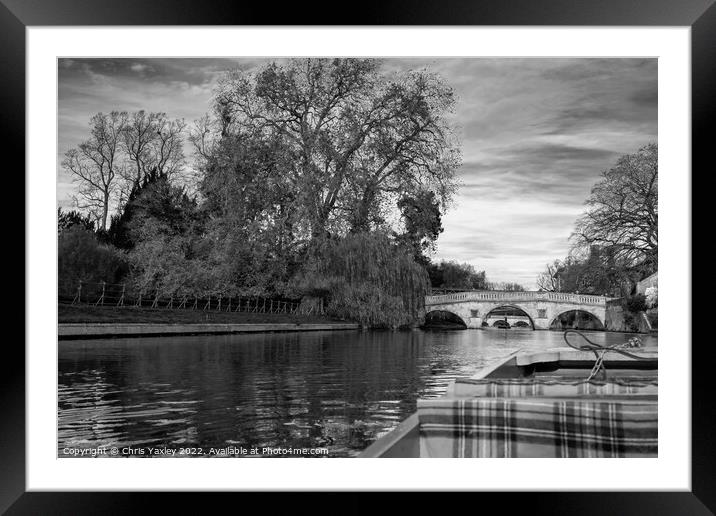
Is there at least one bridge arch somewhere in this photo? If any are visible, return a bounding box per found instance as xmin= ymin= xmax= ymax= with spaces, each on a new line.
xmin=483 ymin=304 xmax=535 ymax=330
xmin=549 ymin=309 xmax=604 ymax=330
xmin=423 ymin=309 xmax=468 ymax=330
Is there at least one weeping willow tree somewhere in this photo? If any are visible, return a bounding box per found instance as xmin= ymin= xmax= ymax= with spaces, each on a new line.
xmin=292 ymin=232 xmax=430 ymax=328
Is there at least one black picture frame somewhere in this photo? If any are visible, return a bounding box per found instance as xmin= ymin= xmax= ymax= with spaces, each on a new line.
xmin=4 ymin=0 xmax=710 ymax=513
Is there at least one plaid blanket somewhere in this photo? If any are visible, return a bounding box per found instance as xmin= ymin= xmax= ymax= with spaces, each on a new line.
xmin=451 ymin=377 xmax=658 ymax=398
xmin=418 ymin=398 xmax=657 ymax=458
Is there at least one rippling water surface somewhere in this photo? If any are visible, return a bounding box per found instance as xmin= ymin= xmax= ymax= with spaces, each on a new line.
xmin=58 ymin=329 xmax=656 ymax=457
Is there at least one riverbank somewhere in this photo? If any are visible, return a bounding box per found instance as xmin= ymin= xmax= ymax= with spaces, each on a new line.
xmin=59 ymin=322 xmax=361 ymax=339
xmin=58 ymin=304 xmax=358 ymax=339
xmin=59 ymin=303 xmax=345 ymax=325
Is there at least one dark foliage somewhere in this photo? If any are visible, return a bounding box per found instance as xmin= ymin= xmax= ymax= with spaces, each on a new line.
xmin=107 ymin=168 xmax=200 ymax=251
xmin=57 ymin=208 xmax=95 ymax=233
xmin=396 ymin=191 xmax=443 ymax=265
xmin=625 ymin=293 xmax=648 ymax=313
xmin=427 ymin=260 xmax=488 ymax=290
xmin=58 ymin=226 xmax=128 ymax=288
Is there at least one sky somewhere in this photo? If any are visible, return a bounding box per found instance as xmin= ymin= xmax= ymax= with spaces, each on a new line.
xmin=57 ymin=57 xmax=657 ymax=289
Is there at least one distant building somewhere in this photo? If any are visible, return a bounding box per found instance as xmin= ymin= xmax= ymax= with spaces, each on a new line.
xmin=551 ymin=267 xmax=563 ymax=292
xmin=636 ymin=271 xmax=658 ymax=295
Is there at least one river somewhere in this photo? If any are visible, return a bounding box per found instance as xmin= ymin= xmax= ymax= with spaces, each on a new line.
xmin=58 ymin=329 xmax=657 ymax=457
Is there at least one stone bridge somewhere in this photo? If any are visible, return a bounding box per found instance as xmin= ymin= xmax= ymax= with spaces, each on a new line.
xmin=425 ymin=291 xmax=610 ymax=330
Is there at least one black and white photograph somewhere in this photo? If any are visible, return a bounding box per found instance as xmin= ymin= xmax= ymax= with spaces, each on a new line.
xmin=56 ymin=56 xmax=658 ymax=459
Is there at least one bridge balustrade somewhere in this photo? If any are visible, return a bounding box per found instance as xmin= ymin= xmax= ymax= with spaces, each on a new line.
xmin=425 ymin=291 xmax=608 ymax=306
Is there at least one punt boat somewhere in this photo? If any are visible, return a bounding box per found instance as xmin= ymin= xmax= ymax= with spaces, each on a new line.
xmin=360 ymin=331 xmax=658 ymax=458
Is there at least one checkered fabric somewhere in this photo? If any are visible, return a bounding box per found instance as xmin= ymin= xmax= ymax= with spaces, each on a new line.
xmin=418 ymin=397 xmax=658 ymax=458
xmin=452 ymin=377 xmax=658 ymax=398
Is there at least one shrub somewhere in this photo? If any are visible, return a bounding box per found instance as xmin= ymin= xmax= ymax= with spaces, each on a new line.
xmin=58 ymin=227 xmax=128 ymax=288
xmin=625 ymin=293 xmax=648 ymax=313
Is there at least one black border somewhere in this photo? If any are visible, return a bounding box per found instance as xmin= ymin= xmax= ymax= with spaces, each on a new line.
xmin=5 ymin=0 xmax=711 ymax=513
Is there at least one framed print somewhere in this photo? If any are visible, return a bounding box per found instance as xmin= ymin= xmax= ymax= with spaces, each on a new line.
xmin=5 ymin=0 xmax=711 ymax=512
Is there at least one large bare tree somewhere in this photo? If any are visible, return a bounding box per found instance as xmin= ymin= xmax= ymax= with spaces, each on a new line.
xmin=122 ymin=110 xmax=186 ymax=187
xmin=572 ymin=143 xmax=658 ymax=270
xmin=63 ymin=110 xmax=188 ymax=229
xmin=62 ymin=112 xmax=126 ymax=230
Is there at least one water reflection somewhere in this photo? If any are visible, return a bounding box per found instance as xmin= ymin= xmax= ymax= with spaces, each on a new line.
xmin=58 ymin=329 xmax=656 ymax=457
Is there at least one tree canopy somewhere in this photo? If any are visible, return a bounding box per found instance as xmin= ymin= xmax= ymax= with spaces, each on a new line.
xmin=427 ymin=260 xmax=488 ymax=290
xmin=197 ymin=58 xmax=460 ymax=242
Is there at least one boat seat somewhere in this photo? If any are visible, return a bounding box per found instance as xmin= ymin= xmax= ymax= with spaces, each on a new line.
xmin=417 ymin=394 xmax=657 ymax=458
xmin=450 ymin=377 xmax=658 ymax=398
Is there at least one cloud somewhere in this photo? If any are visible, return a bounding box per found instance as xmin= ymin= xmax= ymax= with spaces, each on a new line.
xmin=57 ymin=57 xmax=657 ymax=288
xmin=129 ymin=63 xmax=150 ymax=73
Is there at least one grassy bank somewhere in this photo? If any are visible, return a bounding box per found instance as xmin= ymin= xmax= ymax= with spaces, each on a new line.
xmin=58 ymin=303 xmax=346 ymax=325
